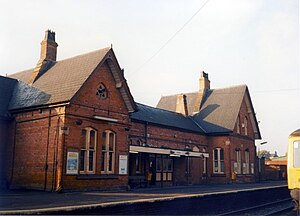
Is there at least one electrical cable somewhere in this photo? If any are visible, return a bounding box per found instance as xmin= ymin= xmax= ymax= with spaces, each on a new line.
xmin=132 ymin=0 xmax=211 ymax=74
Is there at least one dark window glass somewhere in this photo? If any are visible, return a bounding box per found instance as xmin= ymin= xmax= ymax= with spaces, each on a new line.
xmin=81 ymin=129 xmax=86 ymax=149
xmin=90 ymin=130 xmax=95 ymax=149
xmin=220 ymin=161 xmax=225 ymax=172
xmin=109 ymin=133 xmax=114 ymax=151
xmin=214 ymin=149 xmax=218 ymax=160
xmin=101 ymin=152 xmax=105 ymax=171
xmin=167 ymin=159 xmax=173 ymax=171
xmin=88 ymin=151 xmax=94 ymax=171
xmin=108 ymin=152 xmax=113 ymax=171
xmin=156 ymin=158 xmax=162 ymax=171
xmin=80 ymin=150 xmax=85 ymax=171
xmin=220 ymin=149 xmax=224 ymax=160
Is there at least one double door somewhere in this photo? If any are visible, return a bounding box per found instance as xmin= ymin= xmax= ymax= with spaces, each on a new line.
xmin=149 ymin=154 xmax=173 ymax=184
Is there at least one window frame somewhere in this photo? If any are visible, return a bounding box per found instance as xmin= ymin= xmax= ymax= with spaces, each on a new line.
xmin=236 ymin=115 xmax=240 ymax=134
xmin=101 ymin=130 xmax=116 ymax=174
xmin=135 ymin=153 xmax=142 ymax=174
xmin=293 ymin=141 xmax=300 ymax=168
xmin=203 ymin=157 xmax=207 ymax=174
xmin=236 ymin=149 xmax=242 ymax=174
xmin=79 ymin=127 xmax=97 ymax=174
xmin=245 ymin=150 xmax=250 ymax=174
xmin=213 ymin=148 xmax=225 ymax=174
xmin=244 ymin=116 xmax=248 ymax=135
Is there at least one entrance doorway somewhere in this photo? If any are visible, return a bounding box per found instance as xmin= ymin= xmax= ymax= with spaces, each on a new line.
xmin=153 ymin=154 xmax=173 ymax=186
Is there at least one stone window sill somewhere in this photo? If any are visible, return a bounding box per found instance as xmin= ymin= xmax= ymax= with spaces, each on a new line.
xmin=76 ymin=174 xmax=119 ymax=180
xmin=211 ymin=173 xmax=226 ymax=177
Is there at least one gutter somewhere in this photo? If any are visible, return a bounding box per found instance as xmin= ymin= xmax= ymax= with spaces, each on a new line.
xmin=9 ymin=101 xmax=70 ymax=114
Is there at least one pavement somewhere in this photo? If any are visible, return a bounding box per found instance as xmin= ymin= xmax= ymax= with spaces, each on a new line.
xmin=0 ymin=181 xmax=287 ymax=214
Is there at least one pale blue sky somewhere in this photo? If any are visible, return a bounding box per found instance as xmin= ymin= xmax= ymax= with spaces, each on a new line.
xmin=0 ymin=0 xmax=299 ymax=155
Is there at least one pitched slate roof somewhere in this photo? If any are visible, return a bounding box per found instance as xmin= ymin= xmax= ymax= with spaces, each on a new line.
xmin=157 ymin=92 xmax=199 ymax=115
xmin=9 ymin=81 xmax=51 ymax=110
xmin=192 ymin=85 xmax=247 ymax=134
xmin=130 ymin=103 xmax=205 ymax=133
xmin=156 ymin=85 xmax=261 ymax=138
xmin=9 ymin=48 xmax=110 ymax=107
xmin=0 ymin=76 xmax=17 ymax=119
xmin=8 ymin=48 xmax=136 ymax=112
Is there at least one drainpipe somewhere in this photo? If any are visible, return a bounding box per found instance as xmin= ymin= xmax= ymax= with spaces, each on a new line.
xmin=145 ymin=122 xmax=148 ymax=144
xmin=51 ymin=117 xmax=60 ymax=191
xmin=226 ymin=138 xmax=231 ymax=183
xmin=44 ymin=109 xmax=52 ymax=191
xmin=10 ymin=118 xmax=17 ymax=188
xmin=56 ymin=118 xmax=65 ymax=192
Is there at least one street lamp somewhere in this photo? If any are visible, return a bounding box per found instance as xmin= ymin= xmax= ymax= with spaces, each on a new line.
xmin=258 ymin=141 xmax=267 ymax=182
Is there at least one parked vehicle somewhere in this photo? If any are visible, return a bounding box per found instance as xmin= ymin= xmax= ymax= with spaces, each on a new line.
xmin=287 ymin=129 xmax=300 ymax=213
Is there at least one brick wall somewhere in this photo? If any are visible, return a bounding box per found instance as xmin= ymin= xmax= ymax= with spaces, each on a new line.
xmin=130 ymin=121 xmax=208 ymax=185
xmin=207 ymin=96 xmax=256 ymax=183
xmin=5 ymin=59 xmax=259 ymax=190
xmin=8 ymin=60 xmax=132 ymax=191
xmin=9 ymin=107 xmax=65 ymax=191
xmin=234 ymin=96 xmax=255 ymax=139
xmin=61 ymin=61 xmax=131 ymax=190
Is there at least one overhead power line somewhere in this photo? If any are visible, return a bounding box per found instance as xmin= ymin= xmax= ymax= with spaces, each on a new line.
xmin=253 ymin=88 xmax=300 ymax=94
xmin=133 ymin=0 xmax=211 ymax=74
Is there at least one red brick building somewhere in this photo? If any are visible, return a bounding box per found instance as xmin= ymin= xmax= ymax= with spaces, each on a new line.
xmin=0 ymin=30 xmax=261 ymax=191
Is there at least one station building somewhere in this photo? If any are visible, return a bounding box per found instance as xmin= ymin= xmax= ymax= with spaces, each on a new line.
xmin=0 ymin=30 xmax=261 ymax=191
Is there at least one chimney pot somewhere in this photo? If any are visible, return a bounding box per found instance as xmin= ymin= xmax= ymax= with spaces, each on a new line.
xmin=44 ymin=30 xmax=56 ymax=42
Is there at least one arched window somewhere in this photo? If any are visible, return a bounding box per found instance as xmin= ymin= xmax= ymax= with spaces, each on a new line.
xmin=245 ymin=149 xmax=250 ymax=174
xmin=80 ymin=128 xmax=97 ymax=174
xmin=101 ymin=130 xmax=116 ymax=174
xmin=236 ymin=115 xmax=240 ymax=134
xmin=213 ymin=148 xmax=224 ymax=173
xmin=235 ymin=149 xmax=242 ymax=174
xmin=193 ymin=146 xmax=200 ymax=152
xmin=203 ymin=157 xmax=207 ymax=174
xmin=244 ymin=117 xmax=248 ymax=135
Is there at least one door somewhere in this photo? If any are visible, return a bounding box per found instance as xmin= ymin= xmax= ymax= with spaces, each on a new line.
xmin=156 ymin=155 xmax=173 ymax=185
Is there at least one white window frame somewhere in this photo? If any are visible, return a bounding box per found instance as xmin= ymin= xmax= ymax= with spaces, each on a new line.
xmin=236 ymin=150 xmax=242 ymax=174
xmin=245 ymin=150 xmax=250 ymax=174
xmin=244 ymin=117 xmax=248 ymax=135
xmin=213 ymin=148 xmax=224 ymax=174
xmin=236 ymin=115 xmax=240 ymax=134
xmin=203 ymin=157 xmax=207 ymax=174
xmin=294 ymin=141 xmax=300 ymax=168
xmin=101 ymin=130 xmax=116 ymax=174
xmin=80 ymin=128 xmax=97 ymax=174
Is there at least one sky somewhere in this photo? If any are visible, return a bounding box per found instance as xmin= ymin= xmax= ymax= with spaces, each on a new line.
xmin=0 ymin=0 xmax=299 ymax=155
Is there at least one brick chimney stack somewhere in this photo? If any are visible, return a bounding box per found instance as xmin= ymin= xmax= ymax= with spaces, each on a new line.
xmin=40 ymin=30 xmax=58 ymax=61
xmin=30 ymin=30 xmax=58 ymax=84
xmin=193 ymin=71 xmax=210 ymax=114
xmin=176 ymin=94 xmax=189 ymax=116
xmin=199 ymin=71 xmax=210 ymax=91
